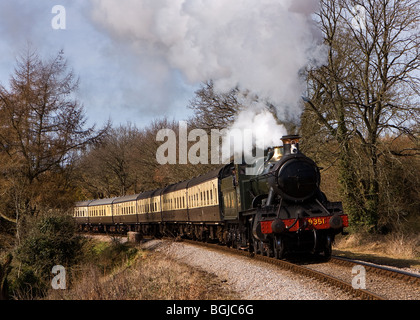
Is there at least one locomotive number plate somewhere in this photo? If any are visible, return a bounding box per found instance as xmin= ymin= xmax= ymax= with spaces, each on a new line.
xmin=307 ymin=217 xmax=327 ymax=226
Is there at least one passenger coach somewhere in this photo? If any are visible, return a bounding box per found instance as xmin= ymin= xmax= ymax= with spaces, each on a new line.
xmin=74 ymin=167 xmax=224 ymax=235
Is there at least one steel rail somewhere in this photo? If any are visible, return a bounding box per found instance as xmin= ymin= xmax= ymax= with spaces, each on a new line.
xmin=330 ymin=256 xmax=420 ymax=286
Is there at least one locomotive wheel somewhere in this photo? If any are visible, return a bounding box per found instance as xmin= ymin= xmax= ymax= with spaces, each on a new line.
xmin=261 ymin=241 xmax=269 ymax=256
xmin=253 ymin=240 xmax=266 ymax=255
xmin=252 ymin=240 xmax=260 ymax=255
xmin=273 ymin=236 xmax=285 ymax=259
xmin=322 ymin=236 xmax=332 ymax=261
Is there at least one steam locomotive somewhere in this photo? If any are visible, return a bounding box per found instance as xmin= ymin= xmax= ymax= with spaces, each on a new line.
xmin=74 ymin=135 xmax=348 ymax=259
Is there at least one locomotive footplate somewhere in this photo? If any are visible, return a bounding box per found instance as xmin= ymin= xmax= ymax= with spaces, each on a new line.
xmin=259 ymin=214 xmax=348 ymax=234
xmin=252 ymin=203 xmax=348 ymax=242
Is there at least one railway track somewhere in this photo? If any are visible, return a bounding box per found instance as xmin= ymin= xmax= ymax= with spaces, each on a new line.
xmin=180 ymin=239 xmax=419 ymax=300
xmin=304 ymin=255 xmax=420 ymax=300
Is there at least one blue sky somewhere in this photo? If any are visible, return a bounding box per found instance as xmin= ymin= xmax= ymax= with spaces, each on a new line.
xmin=0 ymin=0 xmax=197 ymax=129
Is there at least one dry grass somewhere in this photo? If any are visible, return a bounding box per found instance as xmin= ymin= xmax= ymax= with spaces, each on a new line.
xmin=47 ymin=249 xmax=236 ymax=300
xmin=334 ymin=232 xmax=420 ymax=268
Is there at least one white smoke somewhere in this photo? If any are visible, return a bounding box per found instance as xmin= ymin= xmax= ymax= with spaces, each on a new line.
xmin=91 ymin=0 xmax=325 ymax=112
xmin=220 ymin=106 xmax=288 ymax=165
xmin=90 ymin=0 xmax=326 ymax=159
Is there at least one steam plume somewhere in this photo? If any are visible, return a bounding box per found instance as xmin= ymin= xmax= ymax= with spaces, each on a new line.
xmin=91 ymin=0 xmax=326 ymax=156
xmin=91 ymin=0 xmax=325 ymax=113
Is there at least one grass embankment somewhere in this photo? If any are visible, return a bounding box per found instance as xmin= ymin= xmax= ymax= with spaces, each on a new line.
xmin=333 ymin=232 xmax=420 ymax=269
xmin=47 ymin=237 xmax=236 ymax=300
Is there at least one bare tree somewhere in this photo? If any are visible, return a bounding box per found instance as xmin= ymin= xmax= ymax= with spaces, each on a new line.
xmin=76 ymin=123 xmax=141 ymax=198
xmin=304 ymin=0 xmax=420 ymax=231
xmin=188 ymin=81 xmax=244 ymax=130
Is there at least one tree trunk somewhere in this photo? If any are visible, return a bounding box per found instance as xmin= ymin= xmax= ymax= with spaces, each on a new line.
xmin=0 ymin=254 xmax=12 ymax=300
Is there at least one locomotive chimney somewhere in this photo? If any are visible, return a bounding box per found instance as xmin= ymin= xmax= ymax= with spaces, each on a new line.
xmin=281 ymin=135 xmax=301 ymax=155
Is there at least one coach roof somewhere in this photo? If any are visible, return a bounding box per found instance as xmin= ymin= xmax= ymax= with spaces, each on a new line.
xmin=187 ymin=167 xmax=223 ymax=188
xmin=75 ymin=200 xmax=93 ymax=207
xmin=88 ymin=198 xmax=117 ymax=206
xmin=113 ymin=194 xmax=140 ymax=204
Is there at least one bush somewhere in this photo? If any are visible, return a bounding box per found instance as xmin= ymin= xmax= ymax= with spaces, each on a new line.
xmin=88 ymin=237 xmax=138 ymax=275
xmin=11 ymin=213 xmax=86 ymax=299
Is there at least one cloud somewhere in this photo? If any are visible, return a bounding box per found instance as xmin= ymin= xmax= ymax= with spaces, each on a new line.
xmin=90 ymin=0 xmax=326 ymax=117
